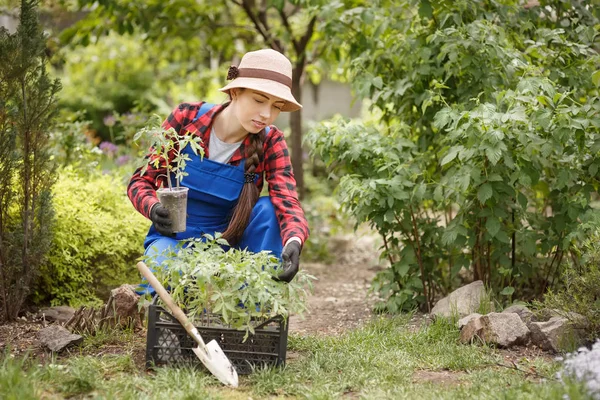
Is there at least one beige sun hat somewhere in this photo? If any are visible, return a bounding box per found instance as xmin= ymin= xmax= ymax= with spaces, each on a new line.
xmin=219 ymin=49 xmax=302 ymax=112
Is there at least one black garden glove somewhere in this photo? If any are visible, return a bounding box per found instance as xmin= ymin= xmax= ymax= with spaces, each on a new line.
xmin=274 ymin=241 xmax=301 ymax=283
xmin=150 ymin=204 xmax=175 ymax=237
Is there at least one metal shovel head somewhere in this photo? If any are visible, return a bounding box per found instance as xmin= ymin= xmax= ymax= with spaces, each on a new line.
xmin=192 ymin=339 xmax=239 ymax=388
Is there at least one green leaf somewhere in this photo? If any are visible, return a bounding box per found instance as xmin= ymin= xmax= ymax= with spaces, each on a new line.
xmin=485 ymin=145 xmax=502 ymax=166
xmin=517 ymin=192 xmax=528 ymax=209
xmin=372 ymin=76 xmax=383 ymax=90
xmin=418 ymin=0 xmax=433 ymax=19
xmin=442 ymin=228 xmax=458 ymax=245
xmin=433 ymin=109 xmax=452 ymax=131
xmin=441 ymin=145 xmax=463 ymax=166
xmin=500 ymin=286 xmax=515 ymax=296
xmin=486 ymin=218 xmax=501 ymax=237
xmin=589 ymin=163 xmax=598 ymax=177
xmin=592 ymin=70 xmax=600 ymax=87
xmin=477 ymin=183 xmax=493 ymax=204
xmin=396 ymin=263 xmax=410 ymax=277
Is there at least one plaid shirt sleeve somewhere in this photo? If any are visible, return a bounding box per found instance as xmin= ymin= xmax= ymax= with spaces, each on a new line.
xmin=263 ymin=127 xmax=310 ymax=246
xmin=127 ymin=102 xmax=203 ymax=219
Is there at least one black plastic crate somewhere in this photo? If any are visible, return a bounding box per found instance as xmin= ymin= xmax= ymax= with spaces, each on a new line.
xmin=145 ymin=298 xmax=288 ymax=375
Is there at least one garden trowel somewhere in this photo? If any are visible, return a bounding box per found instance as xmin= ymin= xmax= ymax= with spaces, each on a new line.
xmin=137 ymin=261 xmax=238 ymax=388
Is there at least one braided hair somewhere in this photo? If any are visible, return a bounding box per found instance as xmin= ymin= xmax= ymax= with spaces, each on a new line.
xmin=221 ymin=130 xmax=265 ymax=245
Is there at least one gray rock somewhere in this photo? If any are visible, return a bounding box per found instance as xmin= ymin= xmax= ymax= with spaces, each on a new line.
xmin=530 ymin=317 xmax=580 ymax=353
xmin=38 ymin=306 xmax=75 ymax=323
xmin=502 ymin=304 xmax=535 ymax=325
xmin=37 ymin=325 xmax=83 ymax=352
xmin=458 ymin=313 xmax=482 ymax=330
xmin=460 ymin=312 xmax=530 ymax=347
xmin=431 ymin=281 xmax=485 ymax=319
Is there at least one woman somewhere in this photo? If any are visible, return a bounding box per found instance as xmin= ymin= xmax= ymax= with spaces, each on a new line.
xmin=128 ymin=49 xmax=309 ymax=294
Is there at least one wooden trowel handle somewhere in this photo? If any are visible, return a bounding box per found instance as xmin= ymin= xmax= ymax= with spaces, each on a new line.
xmin=137 ymin=261 xmax=208 ymax=352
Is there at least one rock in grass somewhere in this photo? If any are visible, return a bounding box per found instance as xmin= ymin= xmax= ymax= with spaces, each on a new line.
xmin=37 ymin=325 xmax=83 ymax=352
xmin=108 ymin=284 xmax=141 ymax=329
xmin=460 ymin=312 xmax=529 ymax=347
xmin=502 ymin=304 xmax=535 ymax=326
xmin=38 ymin=306 xmax=75 ymax=323
xmin=458 ymin=313 xmax=482 ymax=330
xmin=431 ymin=280 xmax=485 ymax=319
xmin=529 ymin=317 xmax=581 ymax=353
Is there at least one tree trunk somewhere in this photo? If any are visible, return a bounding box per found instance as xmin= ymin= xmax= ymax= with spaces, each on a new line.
xmin=290 ymin=66 xmax=304 ymax=199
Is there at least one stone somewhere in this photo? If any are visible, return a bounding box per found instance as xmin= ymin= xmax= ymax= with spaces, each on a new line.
xmin=37 ymin=325 xmax=83 ymax=352
xmin=38 ymin=306 xmax=75 ymax=323
xmin=431 ymin=281 xmax=486 ymax=319
xmin=530 ymin=317 xmax=580 ymax=353
xmin=458 ymin=313 xmax=482 ymax=330
xmin=460 ymin=315 xmax=485 ymax=343
xmin=107 ymin=284 xmax=141 ymax=329
xmin=502 ymin=304 xmax=535 ymax=325
xmin=460 ymin=312 xmax=530 ymax=347
xmin=565 ymin=312 xmax=589 ymax=330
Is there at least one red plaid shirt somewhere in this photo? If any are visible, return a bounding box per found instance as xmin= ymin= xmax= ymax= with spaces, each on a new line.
xmin=127 ymin=102 xmax=309 ymax=245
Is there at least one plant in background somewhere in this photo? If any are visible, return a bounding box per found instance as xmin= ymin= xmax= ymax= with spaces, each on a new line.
xmin=540 ymin=229 xmax=600 ymax=342
xmin=134 ymin=114 xmax=203 ymax=232
xmin=33 ymin=167 xmax=149 ymax=306
xmin=311 ymin=0 xmax=600 ymax=312
xmin=0 ymin=1 xmax=61 ymax=321
xmin=145 ymin=234 xmax=315 ymax=340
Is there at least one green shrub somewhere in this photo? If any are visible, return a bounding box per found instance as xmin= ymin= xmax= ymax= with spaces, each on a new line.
xmin=541 ymin=230 xmax=600 ymax=342
xmin=33 ymin=167 xmax=149 ymax=306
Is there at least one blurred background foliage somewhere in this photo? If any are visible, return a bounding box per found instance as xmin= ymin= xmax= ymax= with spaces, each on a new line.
xmin=1 ymin=0 xmax=599 ymax=324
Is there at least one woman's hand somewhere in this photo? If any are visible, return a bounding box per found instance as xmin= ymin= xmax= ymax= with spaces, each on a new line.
xmin=274 ymin=241 xmax=301 ymax=283
xmin=150 ymin=204 xmax=175 ymax=237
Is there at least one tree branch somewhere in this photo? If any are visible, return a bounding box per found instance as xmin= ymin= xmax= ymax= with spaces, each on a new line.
xmin=235 ymin=0 xmax=282 ymax=52
xmin=298 ymin=16 xmax=317 ymax=54
xmin=277 ymin=8 xmax=300 ymax=53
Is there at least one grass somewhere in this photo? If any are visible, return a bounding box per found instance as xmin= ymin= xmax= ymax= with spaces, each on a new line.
xmin=0 ymin=315 xmax=592 ymax=399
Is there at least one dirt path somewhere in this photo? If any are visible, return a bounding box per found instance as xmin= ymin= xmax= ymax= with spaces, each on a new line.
xmin=289 ymin=234 xmax=383 ymax=335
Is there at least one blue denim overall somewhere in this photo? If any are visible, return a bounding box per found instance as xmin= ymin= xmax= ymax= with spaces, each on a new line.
xmin=137 ymin=104 xmax=283 ymax=294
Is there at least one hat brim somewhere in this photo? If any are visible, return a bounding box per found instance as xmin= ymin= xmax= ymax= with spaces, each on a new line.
xmin=219 ymin=78 xmax=302 ymax=112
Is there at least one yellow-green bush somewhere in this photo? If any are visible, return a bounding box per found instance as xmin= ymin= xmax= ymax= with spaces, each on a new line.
xmin=33 ymin=167 xmax=150 ymax=306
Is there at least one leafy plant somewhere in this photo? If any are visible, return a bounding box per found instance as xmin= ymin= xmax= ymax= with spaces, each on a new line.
xmin=309 ymin=0 xmax=600 ymax=313
xmin=134 ymin=114 xmax=204 ymax=190
xmin=145 ymin=234 xmax=315 ymax=340
xmin=0 ymin=0 xmax=61 ymax=321
xmin=33 ymin=167 xmax=149 ymax=306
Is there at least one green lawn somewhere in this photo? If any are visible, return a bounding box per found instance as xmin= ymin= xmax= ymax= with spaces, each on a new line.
xmin=1 ymin=316 xmax=590 ymax=399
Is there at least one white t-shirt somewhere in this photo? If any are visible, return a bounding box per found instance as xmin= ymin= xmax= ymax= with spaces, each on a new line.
xmin=208 ymin=128 xmax=243 ymax=164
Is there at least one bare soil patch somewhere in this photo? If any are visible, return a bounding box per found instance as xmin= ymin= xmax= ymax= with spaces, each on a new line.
xmin=289 ymin=234 xmax=383 ymax=335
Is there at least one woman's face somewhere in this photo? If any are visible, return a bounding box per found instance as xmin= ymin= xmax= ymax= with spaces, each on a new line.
xmin=231 ymin=88 xmax=286 ymax=133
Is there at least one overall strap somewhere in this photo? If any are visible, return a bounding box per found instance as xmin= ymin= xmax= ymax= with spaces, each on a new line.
xmin=192 ymin=102 xmax=271 ymax=135
xmin=192 ymin=102 xmax=215 ymax=123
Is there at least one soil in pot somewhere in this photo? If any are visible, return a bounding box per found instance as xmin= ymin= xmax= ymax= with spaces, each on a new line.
xmin=157 ymin=187 xmax=189 ymax=233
